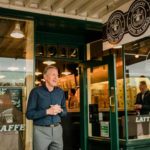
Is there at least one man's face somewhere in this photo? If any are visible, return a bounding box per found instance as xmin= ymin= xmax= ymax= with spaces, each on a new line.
xmin=139 ymin=84 xmax=147 ymax=93
xmin=44 ymin=68 xmax=59 ymax=87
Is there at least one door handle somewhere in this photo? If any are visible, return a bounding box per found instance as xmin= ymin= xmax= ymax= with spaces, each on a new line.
xmin=109 ymin=96 xmax=115 ymax=112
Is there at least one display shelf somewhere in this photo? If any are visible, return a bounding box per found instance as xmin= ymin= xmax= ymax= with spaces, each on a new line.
xmin=67 ymin=108 xmax=80 ymax=113
xmin=98 ymin=107 xmax=134 ymax=112
xmin=90 ymin=78 xmax=146 ymax=112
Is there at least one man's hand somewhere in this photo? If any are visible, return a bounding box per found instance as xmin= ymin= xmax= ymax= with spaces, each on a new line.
xmin=46 ymin=104 xmax=63 ymax=115
xmin=134 ymin=104 xmax=142 ymax=110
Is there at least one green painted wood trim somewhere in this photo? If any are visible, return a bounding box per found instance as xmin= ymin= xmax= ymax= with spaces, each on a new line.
xmin=122 ymin=49 xmax=129 ymax=141
xmin=0 ymin=7 xmax=103 ymax=32
xmin=108 ymin=54 xmax=119 ymax=150
xmin=120 ymin=138 xmax=150 ymax=149
xmin=85 ymin=55 xmax=119 ymax=150
xmin=127 ymin=139 xmax=150 ymax=147
xmin=80 ymin=64 xmax=88 ymax=150
xmin=35 ymin=31 xmax=85 ymax=45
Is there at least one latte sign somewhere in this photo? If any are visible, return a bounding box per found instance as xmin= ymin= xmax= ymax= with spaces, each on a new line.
xmin=136 ymin=116 xmax=150 ymax=123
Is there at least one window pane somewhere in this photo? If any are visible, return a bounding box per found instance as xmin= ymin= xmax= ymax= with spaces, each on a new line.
xmin=0 ymin=17 xmax=34 ymax=149
xmin=88 ymin=65 xmax=109 ymax=138
xmin=124 ymin=37 xmax=150 ymax=139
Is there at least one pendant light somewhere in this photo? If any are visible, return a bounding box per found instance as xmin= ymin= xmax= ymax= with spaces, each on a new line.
xmin=0 ymin=75 xmax=5 ymax=79
xmin=43 ymin=60 xmax=56 ymax=65
xmin=35 ymin=79 xmax=41 ymax=85
xmin=10 ymin=23 xmax=24 ymax=38
xmin=61 ymin=64 xmax=71 ymax=75
xmin=35 ymin=59 xmax=42 ymax=76
xmin=35 ymin=69 xmax=42 ymax=76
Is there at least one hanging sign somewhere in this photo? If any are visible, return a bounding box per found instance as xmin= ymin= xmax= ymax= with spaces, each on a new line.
xmin=106 ymin=10 xmax=125 ymax=44
xmin=106 ymin=0 xmax=150 ymax=44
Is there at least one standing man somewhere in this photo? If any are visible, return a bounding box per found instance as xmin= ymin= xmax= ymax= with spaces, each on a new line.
xmin=135 ymin=80 xmax=150 ymax=115
xmin=68 ymin=88 xmax=78 ymax=109
xmin=26 ymin=66 xmax=67 ymax=150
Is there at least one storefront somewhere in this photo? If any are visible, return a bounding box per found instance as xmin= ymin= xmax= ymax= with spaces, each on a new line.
xmin=0 ymin=0 xmax=150 ymax=150
xmin=87 ymin=0 xmax=150 ymax=150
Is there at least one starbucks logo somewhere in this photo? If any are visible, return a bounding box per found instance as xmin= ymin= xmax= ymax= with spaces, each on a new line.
xmin=106 ymin=11 xmax=125 ymax=44
xmin=127 ymin=0 xmax=150 ymax=36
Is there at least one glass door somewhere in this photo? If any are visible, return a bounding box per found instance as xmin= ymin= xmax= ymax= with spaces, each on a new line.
xmin=87 ymin=54 xmax=119 ymax=150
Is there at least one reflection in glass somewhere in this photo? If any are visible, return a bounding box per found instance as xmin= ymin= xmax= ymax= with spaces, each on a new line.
xmin=124 ymin=37 xmax=150 ymax=139
xmin=0 ymin=17 xmax=34 ymax=149
xmin=88 ymin=65 xmax=109 ymax=138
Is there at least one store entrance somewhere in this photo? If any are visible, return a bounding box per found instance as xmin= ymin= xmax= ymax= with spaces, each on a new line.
xmin=35 ymin=58 xmax=81 ymax=150
xmin=87 ymin=54 xmax=119 ymax=150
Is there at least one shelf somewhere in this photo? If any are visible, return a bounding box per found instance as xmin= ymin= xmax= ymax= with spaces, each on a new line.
xmin=67 ymin=108 xmax=80 ymax=113
xmin=98 ymin=107 xmax=134 ymax=112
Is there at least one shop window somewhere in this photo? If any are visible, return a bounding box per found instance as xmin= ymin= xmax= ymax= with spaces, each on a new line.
xmin=87 ymin=65 xmax=109 ymax=138
xmin=124 ymin=37 xmax=150 ymax=140
xmin=87 ymin=44 xmax=124 ymax=139
xmin=0 ymin=17 xmax=34 ymax=149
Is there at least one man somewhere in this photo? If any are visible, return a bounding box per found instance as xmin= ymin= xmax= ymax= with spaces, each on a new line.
xmin=26 ymin=66 xmax=67 ymax=150
xmin=68 ymin=88 xmax=78 ymax=109
xmin=135 ymin=80 xmax=150 ymax=115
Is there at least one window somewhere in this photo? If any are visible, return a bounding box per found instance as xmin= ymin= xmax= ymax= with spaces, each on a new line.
xmin=0 ymin=17 xmax=34 ymax=149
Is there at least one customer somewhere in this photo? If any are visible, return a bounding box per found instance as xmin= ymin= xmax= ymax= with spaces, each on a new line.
xmin=68 ymin=88 xmax=78 ymax=109
xmin=134 ymin=80 xmax=150 ymax=115
xmin=26 ymin=65 xmax=67 ymax=150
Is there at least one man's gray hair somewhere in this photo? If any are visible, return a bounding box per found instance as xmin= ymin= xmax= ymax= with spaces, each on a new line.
xmin=140 ymin=80 xmax=147 ymax=86
xmin=43 ymin=65 xmax=58 ymax=75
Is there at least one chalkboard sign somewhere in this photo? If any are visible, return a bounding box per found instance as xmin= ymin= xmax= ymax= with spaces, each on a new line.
xmin=0 ymin=87 xmax=22 ymax=111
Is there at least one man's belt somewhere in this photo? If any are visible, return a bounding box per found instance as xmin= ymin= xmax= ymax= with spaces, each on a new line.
xmin=36 ymin=123 xmax=60 ymax=127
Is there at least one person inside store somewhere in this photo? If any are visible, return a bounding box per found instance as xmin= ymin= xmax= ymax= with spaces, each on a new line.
xmin=68 ymin=88 xmax=78 ymax=109
xmin=134 ymin=80 xmax=150 ymax=115
xmin=26 ymin=65 xmax=67 ymax=150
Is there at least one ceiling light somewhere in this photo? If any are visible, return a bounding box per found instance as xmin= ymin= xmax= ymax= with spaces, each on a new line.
xmin=19 ymin=78 xmax=24 ymax=81
xmin=10 ymin=23 xmax=24 ymax=38
xmin=61 ymin=70 xmax=71 ymax=75
xmin=43 ymin=60 xmax=56 ymax=65
xmin=61 ymin=64 xmax=71 ymax=75
xmin=61 ymin=67 xmax=71 ymax=75
xmin=135 ymin=54 xmax=139 ymax=58
xmin=35 ymin=80 xmax=41 ymax=85
xmin=35 ymin=71 xmax=42 ymax=76
xmin=0 ymin=75 xmax=5 ymax=79
xmin=8 ymin=66 xmax=19 ymax=71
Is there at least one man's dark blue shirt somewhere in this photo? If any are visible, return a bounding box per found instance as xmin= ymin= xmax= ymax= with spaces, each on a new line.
xmin=26 ymin=85 xmax=67 ymax=126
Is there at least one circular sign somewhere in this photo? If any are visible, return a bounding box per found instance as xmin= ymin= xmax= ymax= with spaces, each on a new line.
xmin=127 ymin=0 xmax=150 ymax=36
xmin=106 ymin=10 xmax=125 ymax=44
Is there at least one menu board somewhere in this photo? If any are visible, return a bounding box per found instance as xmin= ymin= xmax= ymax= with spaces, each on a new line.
xmin=0 ymin=87 xmax=23 ymax=130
